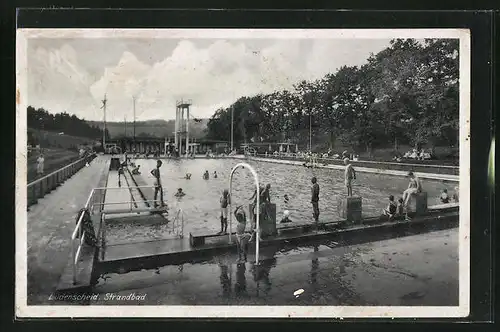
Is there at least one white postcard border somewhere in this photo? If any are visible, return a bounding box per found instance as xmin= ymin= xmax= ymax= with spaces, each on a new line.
xmin=16 ymin=28 xmax=471 ymax=318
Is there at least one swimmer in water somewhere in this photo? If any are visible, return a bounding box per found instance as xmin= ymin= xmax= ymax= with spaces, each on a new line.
xmin=174 ymin=188 xmax=186 ymax=198
xmin=214 ymin=171 xmax=218 ymax=178
xmin=131 ymin=165 xmax=141 ymax=175
xmin=185 ymin=173 xmax=192 ymax=179
xmin=284 ymin=194 xmax=289 ymax=204
xmin=440 ymin=188 xmax=450 ymax=204
xmin=280 ymin=210 xmax=292 ymax=223
xmin=203 ymin=170 xmax=209 ymax=180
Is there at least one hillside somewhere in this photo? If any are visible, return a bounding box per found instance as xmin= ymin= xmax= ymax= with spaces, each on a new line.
xmin=86 ymin=119 xmax=209 ymax=139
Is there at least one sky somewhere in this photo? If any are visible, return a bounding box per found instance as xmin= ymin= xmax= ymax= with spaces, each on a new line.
xmin=27 ymin=36 xmax=392 ymax=121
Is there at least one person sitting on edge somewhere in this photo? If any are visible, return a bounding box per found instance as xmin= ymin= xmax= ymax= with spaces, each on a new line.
xmin=280 ymin=210 xmax=292 ymax=223
xmin=203 ymin=170 xmax=209 ymax=180
xmin=344 ymin=158 xmax=356 ymax=196
xmin=185 ymin=173 xmax=192 ymax=179
xmin=218 ymin=189 xmax=231 ymax=234
xmin=131 ymin=165 xmax=141 ymax=175
xmin=440 ymin=188 xmax=450 ymax=204
xmin=452 ymin=186 xmax=459 ymax=202
xmin=342 ymin=150 xmax=349 ymax=160
xmin=214 ymin=171 xmax=218 ymax=178
xmin=402 ymin=171 xmax=422 ymax=207
xmin=382 ymin=195 xmax=398 ymax=220
xmin=175 ymin=188 xmax=186 ymax=198
xmin=396 ymin=198 xmax=404 ymax=216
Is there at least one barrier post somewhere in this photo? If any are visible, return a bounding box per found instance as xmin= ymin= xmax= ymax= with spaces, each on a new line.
xmin=72 ymin=236 xmax=76 ymax=284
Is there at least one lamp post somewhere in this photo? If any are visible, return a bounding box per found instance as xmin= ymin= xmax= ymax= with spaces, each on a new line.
xmin=230 ymin=104 xmax=234 ymax=153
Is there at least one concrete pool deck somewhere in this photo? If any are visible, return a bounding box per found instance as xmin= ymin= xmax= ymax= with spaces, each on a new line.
xmin=234 ymin=155 xmax=459 ymax=182
xmin=91 ymin=228 xmax=459 ymax=306
xmin=26 ymin=155 xmax=110 ymax=304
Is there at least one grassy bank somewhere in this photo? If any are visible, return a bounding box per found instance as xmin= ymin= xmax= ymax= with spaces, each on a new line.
xmin=27 ymin=148 xmax=79 ymax=183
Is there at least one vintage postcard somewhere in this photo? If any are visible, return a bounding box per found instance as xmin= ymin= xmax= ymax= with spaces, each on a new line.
xmin=16 ymin=28 xmax=470 ymax=318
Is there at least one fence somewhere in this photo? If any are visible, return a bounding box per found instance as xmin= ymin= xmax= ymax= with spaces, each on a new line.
xmin=27 ymin=153 xmax=97 ymax=207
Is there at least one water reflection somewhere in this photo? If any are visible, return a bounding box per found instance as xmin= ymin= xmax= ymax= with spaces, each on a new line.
xmin=219 ymin=263 xmax=231 ymax=298
xmin=251 ymin=257 xmax=276 ymax=297
xmin=234 ymin=263 xmax=247 ymax=297
xmin=311 ymin=245 xmax=319 ymax=290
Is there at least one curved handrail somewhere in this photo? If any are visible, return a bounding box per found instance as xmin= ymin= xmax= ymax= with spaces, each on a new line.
xmin=228 ymin=162 xmax=260 ymax=264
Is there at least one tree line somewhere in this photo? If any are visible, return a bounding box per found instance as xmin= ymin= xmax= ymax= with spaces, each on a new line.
xmin=205 ymin=39 xmax=459 ymax=154
xmin=27 ymin=106 xmax=110 ymax=141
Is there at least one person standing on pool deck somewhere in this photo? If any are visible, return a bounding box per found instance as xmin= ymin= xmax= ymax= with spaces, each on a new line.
xmin=151 ymin=160 xmax=165 ymax=208
xmin=118 ymin=164 xmax=124 ymax=187
xmin=311 ymin=177 xmax=320 ymax=222
xmin=344 ymin=158 xmax=356 ymax=196
xmin=36 ymin=153 xmax=45 ymax=176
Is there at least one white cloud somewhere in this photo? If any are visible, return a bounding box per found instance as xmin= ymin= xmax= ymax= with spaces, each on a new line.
xmin=27 ymin=38 xmax=390 ymax=121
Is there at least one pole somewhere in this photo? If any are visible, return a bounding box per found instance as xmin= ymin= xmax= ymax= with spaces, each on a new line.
xmin=186 ymin=106 xmax=190 ymax=158
xmin=133 ymin=96 xmax=136 ymax=141
xmin=103 ymin=94 xmax=107 ymax=151
xmin=309 ymin=112 xmax=312 ymax=152
xmin=231 ymin=104 xmax=234 ymax=152
xmin=174 ymin=105 xmax=178 ymax=153
xmin=124 ymin=116 xmax=127 ymax=136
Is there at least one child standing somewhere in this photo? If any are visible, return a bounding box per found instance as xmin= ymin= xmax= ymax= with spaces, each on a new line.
xmin=396 ymin=198 xmax=404 ymax=216
xmin=235 ymin=206 xmax=252 ymax=263
xmin=218 ymin=189 xmax=230 ymax=234
xmin=36 ymin=153 xmax=45 ymax=176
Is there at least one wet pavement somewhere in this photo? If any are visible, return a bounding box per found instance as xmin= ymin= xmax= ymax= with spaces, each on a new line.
xmin=92 ymin=228 xmax=459 ymax=306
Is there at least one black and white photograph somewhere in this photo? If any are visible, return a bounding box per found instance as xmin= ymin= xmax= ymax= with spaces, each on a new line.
xmin=16 ymin=28 xmax=470 ymax=318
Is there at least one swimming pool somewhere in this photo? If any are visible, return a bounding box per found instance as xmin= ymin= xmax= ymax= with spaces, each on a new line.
xmin=104 ymin=158 xmax=457 ymax=245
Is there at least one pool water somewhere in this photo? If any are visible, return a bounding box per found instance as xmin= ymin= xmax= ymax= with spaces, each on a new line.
xmin=93 ymin=228 xmax=459 ymax=306
xmin=104 ymin=158 xmax=457 ymax=245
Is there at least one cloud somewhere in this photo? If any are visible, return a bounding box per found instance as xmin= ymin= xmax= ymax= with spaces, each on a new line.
xmin=28 ymin=44 xmax=101 ymax=119
xmin=27 ymin=38 xmax=390 ymax=121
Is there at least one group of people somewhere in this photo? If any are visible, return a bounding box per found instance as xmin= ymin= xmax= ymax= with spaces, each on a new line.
xmin=147 ymin=160 xmax=224 ymax=210
xmin=440 ymin=187 xmax=459 ymax=204
xmin=203 ymin=170 xmax=218 ymax=180
xmin=381 ymin=171 xmax=422 ymax=220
